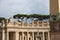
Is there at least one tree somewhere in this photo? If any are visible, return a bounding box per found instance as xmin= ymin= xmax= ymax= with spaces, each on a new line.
xmin=28 ymin=14 xmax=50 ymax=20
xmin=13 ymin=14 xmax=28 ymax=22
xmin=13 ymin=14 xmax=50 ymax=22
xmin=0 ymin=17 xmax=6 ymax=23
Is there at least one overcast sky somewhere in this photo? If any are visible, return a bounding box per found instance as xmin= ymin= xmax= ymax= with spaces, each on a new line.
xmin=0 ymin=0 xmax=49 ymax=18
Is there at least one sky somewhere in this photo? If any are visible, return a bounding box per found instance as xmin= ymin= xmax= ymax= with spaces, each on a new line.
xmin=0 ymin=0 xmax=49 ymax=18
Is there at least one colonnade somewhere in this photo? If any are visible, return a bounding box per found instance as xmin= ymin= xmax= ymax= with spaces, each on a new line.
xmin=2 ymin=31 xmax=50 ymax=40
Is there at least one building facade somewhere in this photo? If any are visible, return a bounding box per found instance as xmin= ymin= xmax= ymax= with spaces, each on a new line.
xmin=1 ymin=0 xmax=60 ymax=40
xmin=0 ymin=18 xmax=50 ymax=40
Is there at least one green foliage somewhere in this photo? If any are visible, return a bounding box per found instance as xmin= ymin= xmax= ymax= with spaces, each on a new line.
xmin=13 ymin=14 xmax=28 ymax=19
xmin=13 ymin=14 xmax=50 ymax=19
xmin=0 ymin=17 xmax=6 ymax=23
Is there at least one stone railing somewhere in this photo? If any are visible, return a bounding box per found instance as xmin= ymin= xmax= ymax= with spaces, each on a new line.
xmin=2 ymin=21 xmax=50 ymax=28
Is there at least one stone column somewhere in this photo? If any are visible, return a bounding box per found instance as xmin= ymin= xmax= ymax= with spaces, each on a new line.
xmin=6 ymin=32 xmax=9 ymax=40
xmin=48 ymin=32 xmax=50 ymax=40
xmin=19 ymin=35 xmax=22 ymax=40
xmin=43 ymin=32 xmax=45 ymax=40
xmin=27 ymin=32 xmax=29 ymax=40
xmin=16 ymin=32 xmax=19 ymax=40
xmin=22 ymin=32 xmax=24 ymax=40
xmin=2 ymin=30 xmax=5 ymax=40
xmin=32 ymin=32 xmax=34 ymax=40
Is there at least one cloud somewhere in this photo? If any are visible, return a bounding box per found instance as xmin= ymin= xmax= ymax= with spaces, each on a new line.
xmin=0 ymin=0 xmax=49 ymax=18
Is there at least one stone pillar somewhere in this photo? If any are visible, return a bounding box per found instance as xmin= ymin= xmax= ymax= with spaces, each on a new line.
xmin=27 ymin=32 xmax=29 ymax=40
xmin=19 ymin=36 xmax=21 ymax=40
xmin=48 ymin=32 xmax=50 ymax=40
xmin=2 ymin=30 xmax=5 ymax=40
xmin=43 ymin=32 xmax=45 ymax=40
xmin=6 ymin=32 xmax=9 ymax=40
xmin=19 ymin=35 xmax=22 ymax=40
xmin=32 ymin=32 xmax=34 ymax=40
xmin=16 ymin=32 xmax=19 ymax=40
xmin=22 ymin=32 xmax=24 ymax=40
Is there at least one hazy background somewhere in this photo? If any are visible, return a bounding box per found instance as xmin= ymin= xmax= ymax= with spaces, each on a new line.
xmin=0 ymin=0 xmax=49 ymax=18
